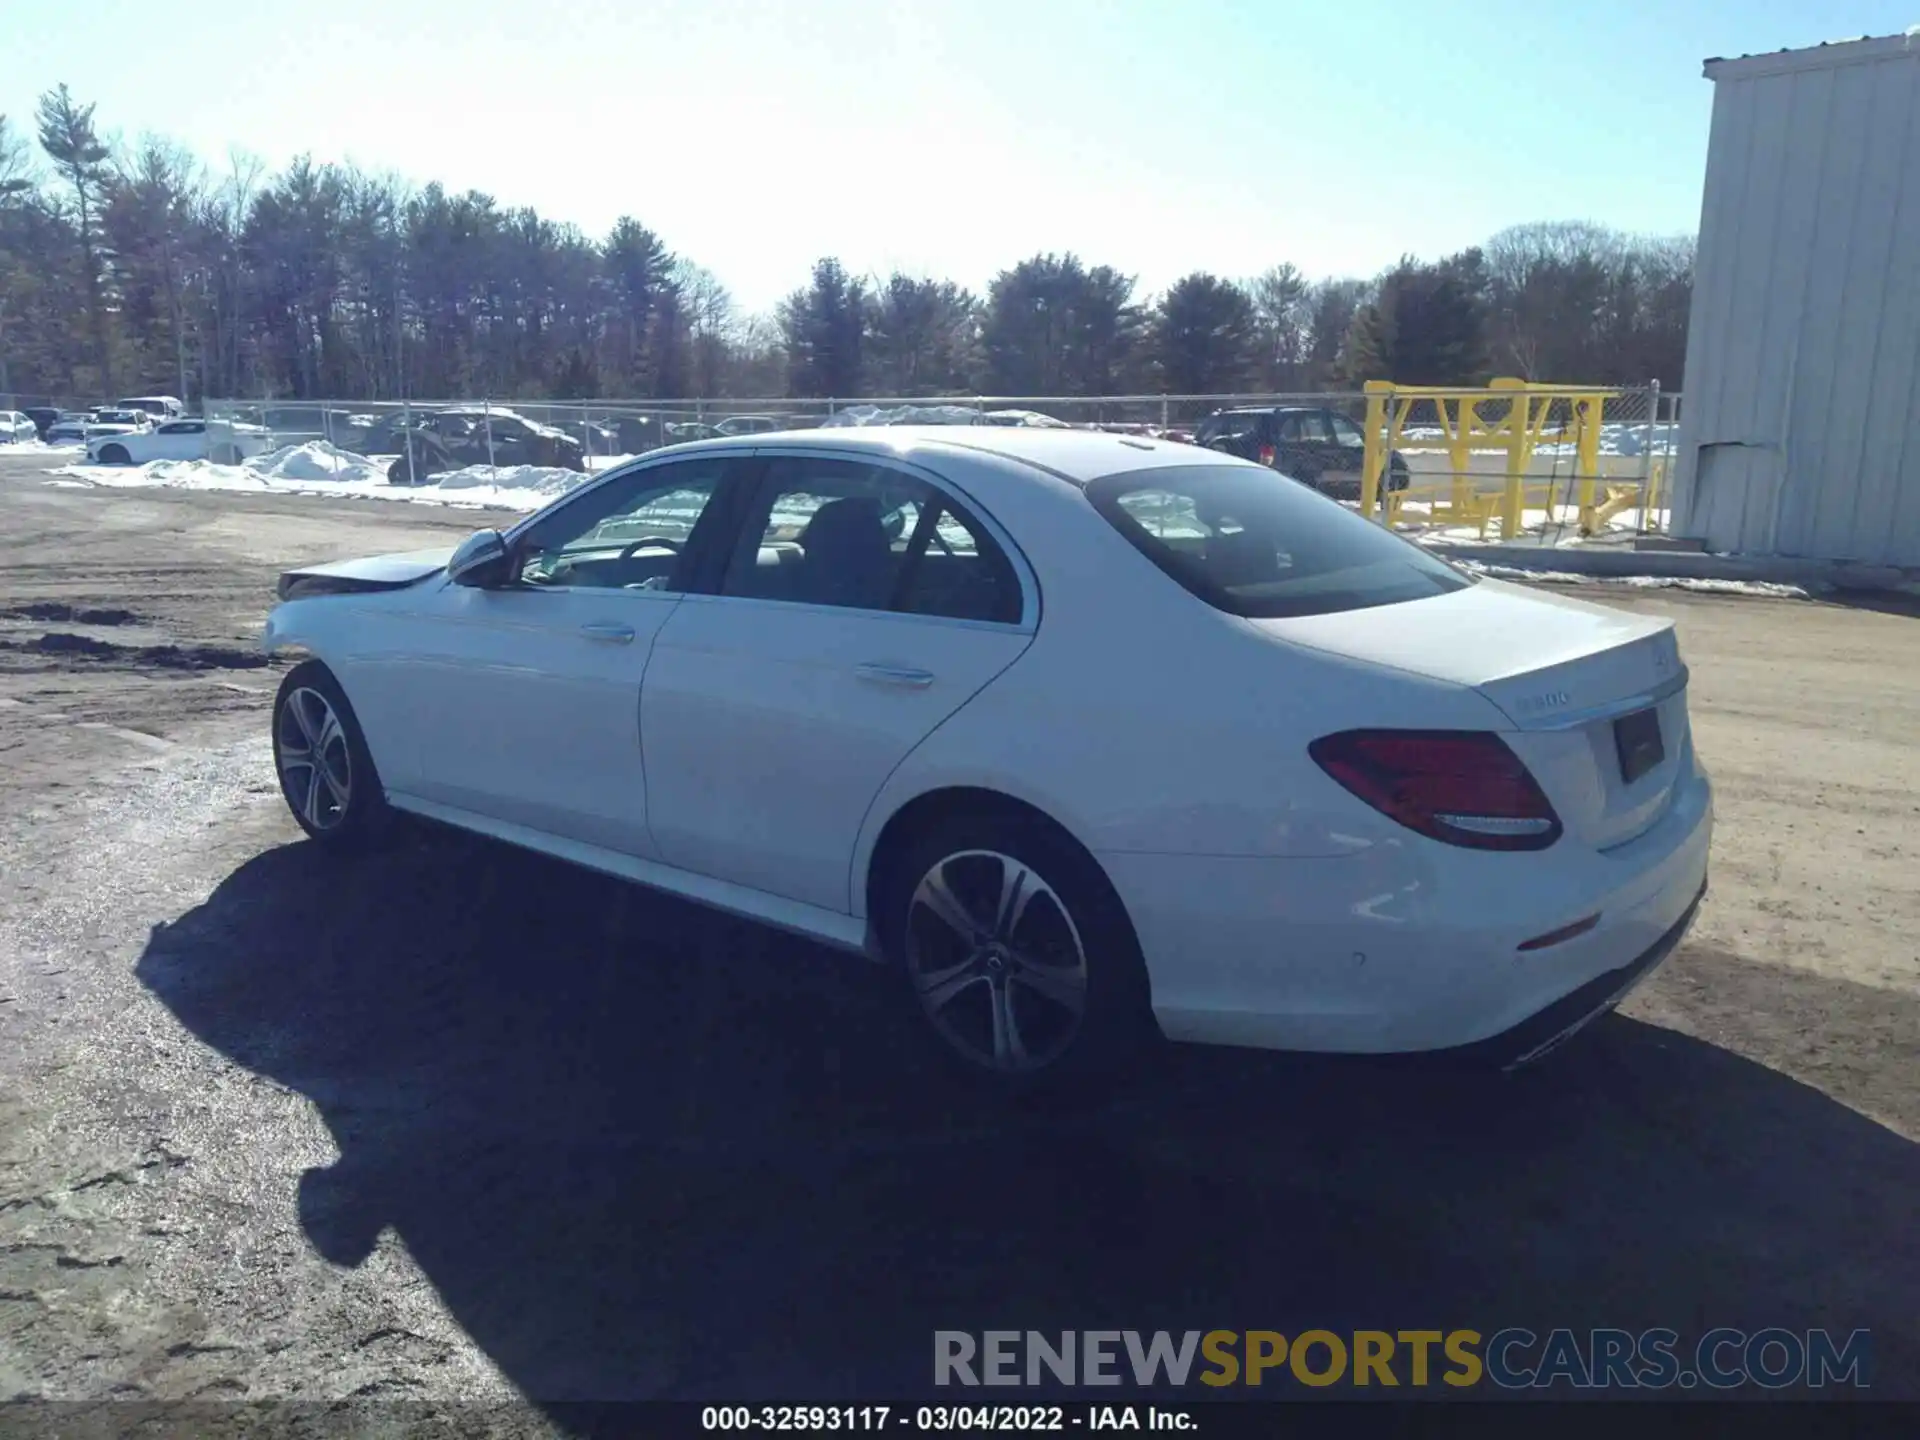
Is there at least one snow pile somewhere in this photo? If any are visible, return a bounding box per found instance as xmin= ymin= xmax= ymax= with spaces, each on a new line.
xmin=821 ymin=404 xmax=984 ymax=427
xmin=50 ymin=446 xmax=594 ymax=513
xmin=981 ymin=409 xmax=1069 ymax=428
xmin=247 ymin=440 xmax=388 ymax=483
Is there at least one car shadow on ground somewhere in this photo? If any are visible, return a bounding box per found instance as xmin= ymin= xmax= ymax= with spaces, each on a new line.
xmin=136 ymin=826 xmax=1920 ymax=1408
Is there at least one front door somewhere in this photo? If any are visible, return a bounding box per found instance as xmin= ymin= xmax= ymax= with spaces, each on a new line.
xmin=641 ymin=451 xmax=1036 ymax=912
xmin=154 ymin=420 xmax=207 ymax=459
xmin=397 ymin=454 xmax=749 ymax=857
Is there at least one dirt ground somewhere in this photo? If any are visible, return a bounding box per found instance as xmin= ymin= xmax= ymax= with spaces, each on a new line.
xmin=0 ymin=451 xmax=1915 ymax=1425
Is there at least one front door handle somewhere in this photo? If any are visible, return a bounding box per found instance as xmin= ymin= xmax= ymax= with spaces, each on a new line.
xmin=580 ymin=622 xmax=636 ymax=643
xmin=855 ymin=662 xmax=935 ymax=689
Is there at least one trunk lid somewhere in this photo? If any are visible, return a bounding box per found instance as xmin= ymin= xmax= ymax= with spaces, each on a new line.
xmin=1251 ymin=579 xmax=1693 ymax=851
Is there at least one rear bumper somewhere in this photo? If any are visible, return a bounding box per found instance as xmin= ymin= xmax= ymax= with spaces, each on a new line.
xmin=1441 ymin=878 xmax=1705 ymax=1069
xmin=1102 ymin=768 xmax=1713 ymax=1056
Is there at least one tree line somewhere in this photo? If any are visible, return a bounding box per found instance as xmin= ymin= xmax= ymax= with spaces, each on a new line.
xmin=1 ymin=85 xmax=1694 ymax=406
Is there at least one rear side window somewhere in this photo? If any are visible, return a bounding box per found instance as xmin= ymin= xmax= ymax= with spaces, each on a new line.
xmin=1085 ymin=463 xmax=1473 ymax=618
xmin=722 ymin=457 xmax=1024 ymax=624
xmin=1199 ymin=412 xmax=1265 ymax=445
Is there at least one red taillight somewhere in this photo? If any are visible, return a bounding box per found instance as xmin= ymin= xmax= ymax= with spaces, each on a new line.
xmin=1257 ymin=443 xmax=1276 ymax=466
xmin=1309 ymin=730 xmax=1562 ymax=851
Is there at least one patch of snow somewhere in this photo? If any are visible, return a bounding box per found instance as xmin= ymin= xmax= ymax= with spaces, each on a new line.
xmin=822 ymin=404 xmax=984 ymax=427
xmin=49 ymin=444 xmax=592 ymax=513
xmin=1450 ymin=560 xmax=1811 ymax=599
xmin=1393 ymin=420 xmax=1676 ymax=459
xmin=247 ymin=440 xmax=388 ymax=483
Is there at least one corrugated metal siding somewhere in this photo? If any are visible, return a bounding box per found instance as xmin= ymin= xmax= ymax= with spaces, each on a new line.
xmin=1673 ymin=47 xmax=1920 ymax=564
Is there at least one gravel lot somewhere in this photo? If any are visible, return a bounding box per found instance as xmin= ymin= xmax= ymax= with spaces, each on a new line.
xmin=1 ymin=451 xmax=1916 ymax=1421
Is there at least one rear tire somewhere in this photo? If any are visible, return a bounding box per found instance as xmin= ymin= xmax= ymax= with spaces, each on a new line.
xmin=879 ymin=810 xmax=1156 ymax=1095
xmin=271 ymin=661 xmax=392 ymax=850
xmin=211 ymin=443 xmax=245 ymax=465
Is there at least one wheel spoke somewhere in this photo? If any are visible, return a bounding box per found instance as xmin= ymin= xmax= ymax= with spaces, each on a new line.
xmin=288 ymin=691 xmax=321 ymax=750
xmin=1009 ymin=957 xmax=1087 ymax=1013
xmin=989 ymin=979 xmax=1028 ymax=1066
xmin=994 ymin=861 xmax=1032 ymax=939
xmin=314 ymin=705 xmax=344 ymax=761
xmin=318 ymin=761 xmax=349 ymax=809
xmin=913 ymin=956 xmax=982 ymax=1013
xmin=914 ymin=865 xmax=983 ymax=944
xmin=302 ymin=761 xmax=327 ymax=826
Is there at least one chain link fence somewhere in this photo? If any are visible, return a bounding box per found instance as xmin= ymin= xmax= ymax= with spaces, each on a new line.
xmin=198 ymin=387 xmax=1681 ymax=539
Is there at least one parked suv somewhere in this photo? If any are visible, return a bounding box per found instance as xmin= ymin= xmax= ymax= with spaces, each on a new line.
xmin=1196 ymin=406 xmax=1410 ymax=499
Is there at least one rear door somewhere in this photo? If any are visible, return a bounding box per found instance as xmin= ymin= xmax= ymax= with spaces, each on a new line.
xmin=640 ymin=450 xmax=1036 ymax=911
xmin=1274 ymin=410 xmax=1345 ymax=491
xmin=1322 ymin=412 xmax=1370 ymax=494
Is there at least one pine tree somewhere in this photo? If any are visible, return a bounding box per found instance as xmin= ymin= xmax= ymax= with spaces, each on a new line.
xmin=35 ymin=85 xmax=115 ymax=392
xmin=1153 ymin=272 xmax=1258 ymax=394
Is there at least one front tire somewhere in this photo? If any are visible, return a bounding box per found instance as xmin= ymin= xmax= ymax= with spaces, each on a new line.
xmin=271 ymin=661 xmax=391 ymax=848
xmin=881 ymin=812 xmax=1155 ymax=1093
xmin=99 ymin=443 xmax=130 ymax=465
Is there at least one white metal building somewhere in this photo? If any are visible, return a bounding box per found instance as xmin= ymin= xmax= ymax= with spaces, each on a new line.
xmin=1671 ymin=32 xmax=1920 ymax=565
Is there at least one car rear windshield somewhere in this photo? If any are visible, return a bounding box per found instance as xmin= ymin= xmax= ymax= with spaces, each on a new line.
xmin=1085 ymin=463 xmax=1473 ymax=618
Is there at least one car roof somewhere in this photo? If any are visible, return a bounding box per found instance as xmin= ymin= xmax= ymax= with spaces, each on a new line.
xmin=670 ymin=424 xmax=1238 ymax=487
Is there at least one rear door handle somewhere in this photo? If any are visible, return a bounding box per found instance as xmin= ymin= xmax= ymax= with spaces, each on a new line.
xmin=855 ymin=662 xmax=935 ymax=689
xmin=580 ymin=622 xmax=636 ymax=643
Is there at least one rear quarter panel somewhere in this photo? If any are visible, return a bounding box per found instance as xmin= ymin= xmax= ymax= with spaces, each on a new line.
xmin=848 ymin=448 xmax=1511 ymax=915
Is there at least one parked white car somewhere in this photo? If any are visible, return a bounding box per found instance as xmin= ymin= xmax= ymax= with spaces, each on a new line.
xmin=0 ymin=410 xmax=37 ymax=443
xmin=261 ymin=428 xmax=1712 ymax=1088
xmin=86 ymin=417 xmax=270 ymax=465
xmin=48 ymin=410 xmax=148 ymax=444
xmin=116 ymin=394 xmax=187 ymax=420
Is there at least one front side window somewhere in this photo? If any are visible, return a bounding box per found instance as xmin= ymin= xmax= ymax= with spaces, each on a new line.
xmin=515 ymin=458 xmax=734 ymax=591
xmin=722 ymin=457 xmax=1022 ymax=623
xmin=1329 ymin=415 xmax=1366 ymax=449
xmin=1086 ymin=463 xmax=1472 ymax=619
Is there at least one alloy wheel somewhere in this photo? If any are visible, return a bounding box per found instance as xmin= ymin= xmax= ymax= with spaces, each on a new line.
xmin=276 ymin=686 xmax=352 ymax=831
xmin=905 ymin=848 xmax=1089 ymax=1074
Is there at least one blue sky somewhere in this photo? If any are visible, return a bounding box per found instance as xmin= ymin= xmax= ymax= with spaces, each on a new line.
xmin=7 ymin=0 xmax=1917 ymax=311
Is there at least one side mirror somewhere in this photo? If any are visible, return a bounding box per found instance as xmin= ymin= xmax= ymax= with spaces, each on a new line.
xmin=448 ymin=529 xmax=512 ymax=588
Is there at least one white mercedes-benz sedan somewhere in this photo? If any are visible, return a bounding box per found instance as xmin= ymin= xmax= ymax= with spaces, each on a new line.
xmin=262 ymin=428 xmax=1711 ymax=1086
